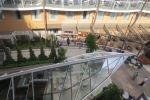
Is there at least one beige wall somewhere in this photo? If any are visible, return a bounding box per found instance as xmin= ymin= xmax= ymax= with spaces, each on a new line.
xmin=0 ymin=10 xmax=150 ymax=32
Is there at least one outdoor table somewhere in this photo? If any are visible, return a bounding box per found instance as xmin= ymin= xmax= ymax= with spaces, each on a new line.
xmin=131 ymin=59 xmax=137 ymax=64
xmin=122 ymin=91 xmax=129 ymax=99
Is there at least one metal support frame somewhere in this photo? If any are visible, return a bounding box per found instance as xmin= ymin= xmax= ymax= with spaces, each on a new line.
xmin=31 ymin=72 xmax=35 ymax=100
xmin=11 ymin=77 xmax=15 ymax=100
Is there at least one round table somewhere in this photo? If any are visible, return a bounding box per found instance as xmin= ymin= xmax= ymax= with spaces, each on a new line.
xmin=131 ymin=59 xmax=137 ymax=64
xmin=122 ymin=91 xmax=129 ymax=99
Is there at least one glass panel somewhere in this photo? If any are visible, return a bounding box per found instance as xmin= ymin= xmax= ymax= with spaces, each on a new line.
xmin=12 ymin=11 xmax=23 ymax=19
xmin=33 ymin=70 xmax=48 ymax=100
xmin=146 ymin=13 xmax=150 ymax=20
xmin=108 ymin=58 xmax=119 ymax=74
xmin=82 ymin=11 xmax=89 ymax=19
xmin=7 ymin=81 xmax=13 ymax=100
xmin=52 ymin=66 xmax=69 ymax=100
xmin=31 ymin=10 xmax=41 ymax=19
xmin=110 ymin=12 xmax=117 ymax=20
xmin=72 ymin=84 xmax=79 ymax=100
xmin=71 ymin=62 xmax=88 ymax=85
xmin=14 ymin=76 xmax=28 ymax=100
xmin=60 ymin=66 xmax=71 ymax=100
xmin=76 ymin=78 xmax=90 ymax=99
xmin=50 ymin=10 xmax=58 ymax=19
xmin=66 ymin=11 xmax=74 ymax=19
xmin=0 ymin=10 xmax=4 ymax=20
xmin=97 ymin=11 xmax=104 ymax=20
xmin=0 ymin=78 xmax=11 ymax=100
xmin=53 ymin=93 xmax=60 ymax=100
xmin=122 ymin=13 xmax=130 ymax=20
xmin=107 ymin=57 xmax=120 ymax=65
xmin=93 ymin=66 xmax=109 ymax=89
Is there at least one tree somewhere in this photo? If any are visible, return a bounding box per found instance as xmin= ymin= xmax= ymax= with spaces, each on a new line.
xmin=86 ymin=33 xmax=98 ymax=53
xmin=95 ymin=83 xmax=123 ymax=100
xmin=57 ymin=47 xmax=67 ymax=61
xmin=28 ymin=46 xmax=38 ymax=61
xmin=17 ymin=47 xmax=27 ymax=64
xmin=38 ymin=45 xmax=48 ymax=60
xmin=49 ymin=40 xmax=57 ymax=59
xmin=2 ymin=47 xmax=16 ymax=66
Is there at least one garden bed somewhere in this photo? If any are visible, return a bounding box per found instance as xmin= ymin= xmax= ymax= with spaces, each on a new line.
xmin=0 ymin=59 xmax=54 ymax=70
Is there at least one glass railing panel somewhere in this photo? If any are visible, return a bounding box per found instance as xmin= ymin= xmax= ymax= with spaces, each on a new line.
xmin=112 ymin=1 xmax=128 ymax=10
xmin=44 ymin=94 xmax=52 ymax=100
xmin=82 ymin=0 xmax=96 ymax=9
xmin=100 ymin=0 xmax=113 ymax=10
xmin=76 ymin=78 xmax=90 ymax=99
xmin=33 ymin=70 xmax=47 ymax=79
xmin=1 ymin=0 xmax=23 ymax=8
xmin=46 ymin=0 xmax=63 ymax=8
xmin=72 ymin=84 xmax=79 ymax=100
xmin=128 ymin=1 xmax=140 ymax=10
xmin=63 ymin=0 xmax=81 ymax=9
xmin=144 ymin=2 xmax=150 ymax=11
xmin=23 ymin=0 xmax=43 ymax=8
xmin=53 ymin=93 xmax=60 ymax=100
xmin=108 ymin=58 xmax=120 ymax=74
xmin=0 ymin=78 xmax=11 ymax=100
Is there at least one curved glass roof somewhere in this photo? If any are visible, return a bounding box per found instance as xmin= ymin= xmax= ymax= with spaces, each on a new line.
xmin=0 ymin=52 xmax=133 ymax=100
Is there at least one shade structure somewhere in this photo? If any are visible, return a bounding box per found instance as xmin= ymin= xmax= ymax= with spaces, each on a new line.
xmin=0 ymin=51 xmax=134 ymax=100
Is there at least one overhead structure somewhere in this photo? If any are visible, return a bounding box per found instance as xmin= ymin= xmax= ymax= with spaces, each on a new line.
xmin=0 ymin=52 xmax=133 ymax=100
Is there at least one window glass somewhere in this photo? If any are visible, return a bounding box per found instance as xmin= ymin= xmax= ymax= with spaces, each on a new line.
xmin=82 ymin=11 xmax=89 ymax=19
xmin=110 ymin=12 xmax=117 ymax=20
xmin=12 ymin=11 xmax=23 ymax=19
xmin=50 ymin=10 xmax=58 ymax=19
xmin=122 ymin=13 xmax=130 ymax=20
xmin=66 ymin=11 xmax=74 ymax=19
xmin=31 ymin=10 xmax=41 ymax=19
xmin=97 ymin=11 xmax=104 ymax=20
xmin=146 ymin=13 xmax=150 ymax=20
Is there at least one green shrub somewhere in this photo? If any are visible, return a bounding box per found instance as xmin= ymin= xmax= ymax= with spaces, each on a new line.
xmin=38 ymin=45 xmax=48 ymax=60
xmin=2 ymin=47 xmax=16 ymax=66
xmin=94 ymin=83 xmax=123 ymax=100
xmin=0 ymin=59 xmax=54 ymax=70
xmin=28 ymin=46 xmax=38 ymax=61
xmin=49 ymin=40 xmax=57 ymax=59
xmin=57 ymin=47 xmax=67 ymax=62
xmin=16 ymin=47 xmax=27 ymax=64
xmin=86 ymin=33 xmax=98 ymax=53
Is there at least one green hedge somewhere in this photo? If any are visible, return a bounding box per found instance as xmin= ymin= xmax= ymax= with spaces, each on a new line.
xmin=0 ymin=59 xmax=54 ymax=70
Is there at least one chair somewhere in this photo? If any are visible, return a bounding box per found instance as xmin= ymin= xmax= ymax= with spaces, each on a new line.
xmin=89 ymin=94 xmax=94 ymax=99
xmin=129 ymin=63 xmax=133 ymax=68
xmin=134 ymin=65 xmax=138 ymax=70
xmin=96 ymin=90 xmax=101 ymax=94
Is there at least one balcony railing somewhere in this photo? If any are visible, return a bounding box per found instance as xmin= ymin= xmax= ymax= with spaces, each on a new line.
xmin=0 ymin=0 xmax=150 ymax=11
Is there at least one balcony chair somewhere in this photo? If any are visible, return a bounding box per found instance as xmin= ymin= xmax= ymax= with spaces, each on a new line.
xmin=134 ymin=65 xmax=138 ymax=70
xmin=89 ymin=94 xmax=94 ymax=99
xmin=129 ymin=63 xmax=133 ymax=68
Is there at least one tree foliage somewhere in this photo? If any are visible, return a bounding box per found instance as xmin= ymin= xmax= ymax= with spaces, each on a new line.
xmin=86 ymin=33 xmax=98 ymax=53
xmin=57 ymin=47 xmax=67 ymax=61
xmin=49 ymin=40 xmax=57 ymax=59
xmin=17 ymin=47 xmax=27 ymax=64
xmin=2 ymin=47 xmax=16 ymax=66
xmin=38 ymin=45 xmax=47 ymax=60
xmin=95 ymin=83 xmax=124 ymax=100
xmin=28 ymin=46 xmax=38 ymax=61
